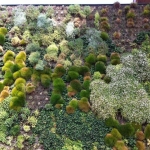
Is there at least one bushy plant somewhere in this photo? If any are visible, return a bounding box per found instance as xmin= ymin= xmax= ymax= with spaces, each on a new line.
xmin=10 ymin=124 xmax=20 ymax=136
xmin=68 ymin=71 xmax=79 ymax=80
xmin=104 ymin=134 xmax=117 ymax=147
xmin=0 ymin=33 xmax=5 ymax=46
xmin=0 ymin=27 xmax=8 ymax=35
xmin=97 ymin=54 xmax=107 ymax=63
xmin=68 ymin=4 xmax=81 ymax=15
xmin=105 ymin=117 xmax=119 ymax=128
xmin=50 ymin=93 xmax=64 ymax=106
xmin=3 ymin=50 xmax=15 ymax=63
xmin=80 ymin=90 xmax=90 ymax=98
xmin=136 ymin=141 xmax=145 ymax=150
xmin=53 ymin=78 xmax=65 ymax=93
xmin=28 ymin=51 xmax=40 ymax=65
xmin=144 ymin=124 xmax=150 ymax=139
xmin=100 ymin=32 xmax=109 ymax=41
xmin=111 ymin=128 xmax=122 ymax=140
xmin=40 ymin=74 xmax=51 ymax=88
xmin=70 ymin=79 xmax=82 ymax=92
xmin=85 ymin=53 xmax=96 ymax=65
xmin=69 ymin=98 xmax=78 ymax=109
xmin=95 ymin=61 xmax=106 ymax=74
xmin=136 ymin=131 xmax=145 ymax=141
xmin=14 ymin=77 xmax=26 ymax=86
xmin=54 ymin=64 xmax=66 ymax=77
xmin=66 ymin=105 xmax=75 ymax=114
xmin=26 ymin=42 xmax=41 ymax=53
xmin=20 ymin=67 xmax=32 ymax=80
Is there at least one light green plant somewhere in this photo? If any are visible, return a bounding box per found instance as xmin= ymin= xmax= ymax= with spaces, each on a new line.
xmin=27 ymin=116 xmax=37 ymax=128
xmin=23 ymin=125 xmax=31 ymax=132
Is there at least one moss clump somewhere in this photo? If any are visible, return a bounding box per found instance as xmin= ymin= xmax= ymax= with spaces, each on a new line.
xmin=97 ymin=54 xmax=107 ymax=63
xmin=104 ymin=133 xmax=117 ymax=147
xmin=0 ymin=34 xmax=5 ymax=46
xmin=144 ymin=124 xmax=150 ymax=139
xmin=79 ymin=66 xmax=90 ymax=76
xmin=105 ymin=117 xmax=119 ymax=128
xmin=53 ymin=78 xmax=65 ymax=93
xmin=54 ymin=64 xmax=66 ymax=77
xmin=40 ymin=74 xmax=51 ymax=88
xmin=95 ymin=61 xmax=106 ymax=74
xmin=78 ymin=97 xmax=91 ymax=112
xmin=26 ymin=82 xmax=35 ymax=94
xmin=82 ymin=80 xmax=90 ymax=90
xmin=111 ymin=128 xmax=122 ymax=140
xmin=100 ymin=32 xmax=109 ymax=41
xmin=136 ymin=131 xmax=145 ymax=141
xmin=14 ymin=78 xmax=26 ymax=86
xmin=110 ymin=52 xmax=120 ymax=65
xmin=0 ymin=82 xmax=4 ymax=93
xmin=136 ymin=141 xmax=145 ymax=150
xmin=20 ymin=67 xmax=32 ymax=80
xmin=85 ymin=53 xmax=96 ymax=65
xmin=68 ymin=71 xmax=79 ymax=80
xmin=0 ymin=27 xmax=8 ymax=35
xmin=50 ymin=93 xmax=64 ymax=106
xmin=104 ymin=75 xmax=111 ymax=83
xmin=69 ymin=98 xmax=78 ymax=109
xmin=66 ymin=105 xmax=75 ymax=114
xmin=3 ymin=50 xmax=15 ymax=63
xmin=80 ymin=90 xmax=90 ymax=98
xmin=114 ymin=140 xmax=128 ymax=150
xmin=118 ymin=123 xmax=135 ymax=138
xmin=70 ymin=79 xmax=82 ymax=92
xmin=15 ymin=51 xmax=26 ymax=62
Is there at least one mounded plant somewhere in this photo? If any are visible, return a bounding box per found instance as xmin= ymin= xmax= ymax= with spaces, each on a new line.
xmin=95 ymin=61 xmax=106 ymax=74
xmin=69 ymin=98 xmax=78 ymax=109
xmin=26 ymin=82 xmax=36 ymax=93
xmin=53 ymin=78 xmax=65 ymax=93
xmin=70 ymin=79 xmax=82 ymax=92
xmin=136 ymin=141 xmax=145 ymax=150
xmin=111 ymin=128 xmax=122 ymax=140
xmin=80 ymin=90 xmax=90 ymax=98
xmin=78 ymin=97 xmax=91 ymax=112
xmin=68 ymin=71 xmax=79 ymax=80
xmin=0 ymin=33 xmax=5 ymax=46
xmin=3 ymin=50 xmax=15 ymax=63
xmin=14 ymin=78 xmax=26 ymax=86
xmin=54 ymin=64 xmax=66 ymax=77
xmin=104 ymin=133 xmax=117 ymax=147
xmin=50 ymin=93 xmax=64 ymax=106
xmin=105 ymin=117 xmax=119 ymax=128
xmin=66 ymin=105 xmax=75 ymax=114
xmin=144 ymin=124 xmax=150 ymax=139
xmin=85 ymin=53 xmax=96 ymax=65
xmin=136 ymin=131 xmax=145 ymax=141
xmin=15 ymin=51 xmax=26 ymax=62
xmin=114 ymin=140 xmax=128 ymax=150
xmin=40 ymin=74 xmax=51 ymax=88
xmin=97 ymin=54 xmax=107 ymax=63
xmin=20 ymin=67 xmax=32 ymax=80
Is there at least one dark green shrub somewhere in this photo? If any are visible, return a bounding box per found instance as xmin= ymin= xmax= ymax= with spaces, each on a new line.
xmin=10 ymin=125 xmax=20 ymax=136
xmin=80 ymin=90 xmax=90 ymax=98
xmin=110 ymin=52 xmax=120 ymax=60
xmin=68 ymin=4 xmax=81 ymax=15
xmin=68 ymin=71 xmax=79 ymax=80
xmin=53 ymin=78 xmax=65 ymax=93
xmin=82 ymin=80 xmax=90 ymax=90
xmin=111 ymin=58 xmax=120 ymax=65
xmin=40 ymin=74 xmax=51 ymax=88
xmin=97 ymin=54 xmax=107 ymax=63
xmin=100 ymin=32 xmax=109 ymax=41
xmin=95 ymin=61 xmax=106 ymax=74
xmin=144 ymin=124 xmax=150 ymax=139
xmin=85 ymin=53 xmax=96 ymax=65
xmin=70 ymin=79 xmax=82 ymax=92
xmin=79 ymin=66 xmax=90 ymax=75
xmin=50 ymin=93 xmax=64 ymax=106
xmin=118 ymin=123 xmax=135 ymax=138
xmin=104 ymin=133 xmax=117 ymax=147
xmin=105 ymin=117 xmax=119 ymax=128
xmin=68 ymin=66 xmax=80 ymax=73
xmin=104 ymin=75 xmax=111 ymax=83
xmin=4 ymin=70 xmax=13 ymax=79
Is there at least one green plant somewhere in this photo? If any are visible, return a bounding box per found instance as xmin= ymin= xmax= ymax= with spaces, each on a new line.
xmin=0 ymin=33 xmax=5 ymax=46
xmin=14 ymin=77 xmax=26 ymax=86
xmin=144 ymin=124 xmax=150 ymax=139
xmin=105 ymin=117 xmax=119 ymax=128
xmin=28 ymin=51 xmax=40 ymax=65
xmin=20 ymin=67 xmax=32 ymax=80
xmin=68 ymin=71 xmax=79 ymax=80
xmin=10 ymin=124 xmax=20 ymax=136
xmin=118 ymin=123 xmax=135 ymax=138
xmin=85 ymin=53 xmax=96 ymax=65
xmin=40 ymin=74 xmax=51 ymax=88
xmin=69 ymin=98 xmax=78 ymax=109
xmin=50 ymin=93 xmax=64 ymax=106
xmin=136 ymin=141 xmax=145 ymax=150
xmin=111 ymin=128 xmax=122 ymax=140
xmin=114 ymin=140 xmax=127 ymax=150
xmin=54 ymin=64 xmax=66 ymax=77
xmin=100 ymin=31 xmax=109 ymax=41
xmin=104 ymin=133 xmax=117 ymax=147
xmin=80 ymin=90 xmax=90 ymax=98
xmin=126 ymin=10 xmax=136 ymax=19
xmin=94 ymin=11 xmax=100 ymax=29
xmin=68 ymin=4 xmax=81 ymax=15
xmin=95 ymin=61 xmax=106 ymax=74
xmin=53 ymin=78 xmax=65 ymax=93
xmin=78 ymin=97 xmax=91 ymax=112
xmin=70 ymin=79 xmax=82 ymax=92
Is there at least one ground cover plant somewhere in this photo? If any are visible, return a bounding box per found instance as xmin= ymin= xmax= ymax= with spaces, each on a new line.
xmin=0 ymin=2 xmax=150 ymax=150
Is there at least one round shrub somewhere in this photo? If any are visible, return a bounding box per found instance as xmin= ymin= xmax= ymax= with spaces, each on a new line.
xmin=69 ymin=98 xmax=78 ymax=109
xmin=26 ymin=42 xmax=41 ymax=53
xmin=111 ymin=58 xmax=120 ymax=65
xmin=104 ymin=75 xmax=111 ymax=83
xmin=20 ymin=67 xmax=32 ymax=80
xmin=79 ymin=66 xmax=90 ymax=75
xmin=9 ymin=96 xmax=25 ymax=111
xmin=11 ymin=87 xmax=19 ymax=96
xmin=50 ymin=93 xmax=63 ymax=106
xmin=111 ymin=128 xmax=122 ymax=140
xmin=95 ymin=61 xmax=106 ymax=74
xmin=15 ymin=83 xmax=26 ymax=92
xmin=97 ymin=54 xmax=107 ymax=63
xmin=66 ymin=105 xmax=75 ymax=114
xmin=14 ymin=78 xmax=26 ymax=86
xmin=80 ymin=90 xmax=90 ymax=98
xmin=104 ymin=133 xmax=117 ymax=147
xmin=105 ymin=117 xmax=119 ymax=128
xmin=100 ymin=32 xmax=109 ymax=41
xmin=110 ymin=52 xmax=120 ymax=60
xmin=136 ymin=131 xmax=145 ymax=141
xmin=118 ymin=123 xmax=135 ymax=138
xmin=54 ymin=64 xmax=66 ymax=77
xmin=136 ymin=141 xmax=145 ymax=150
xmin=53 ymin=78 xmax=65 ymax=93
xmin=3 ymin=78 xmax=14 ymax=86
xmin=15 ymin=59 xmax=26 ymax=69
xmin=15 ymin=51 xmax=26 ymax=62
xmin=4 ymin=60 xmax=14 ymax=71
xmin=4 ymin=70 xmax=13 ymax=79
xmin=26 ymin=82 xmax=36 ymax=94
xmin=3 ymin=50 xmax=15 ymax=63
xmin=144 ymin=124 xmax=150 ymax=139
xmin=40 ymin=74 xmax=51 ymax=88
xmin=82 ymin=80 xmax=90 ymax=90
xmin=70 ymin=79 xmax=82 ymax=92
xmin=78 ymin=97 xmax=91 ymax=112
xmin=0 ymin=27 xmax=8 ymax=35
xmin=85 ymin=53 xmax=96 ymax=65
xmin=68 ymin=71 xmax=79 ymax=80
xmin=31 ymin=73 xmax=41 ymax=85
